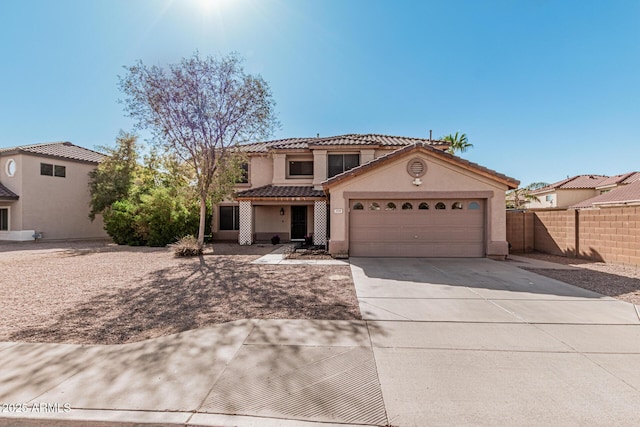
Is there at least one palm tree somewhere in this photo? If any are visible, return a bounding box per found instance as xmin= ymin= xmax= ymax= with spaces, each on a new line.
xmin=442 ymin=131 xmax=473 ymax=155
xmin=506 ymin=182 xmax=549 ymax=209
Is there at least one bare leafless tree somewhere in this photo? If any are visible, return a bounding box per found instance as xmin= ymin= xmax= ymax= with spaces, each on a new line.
xmin=119 ymin=52 xmax=278 ymax=244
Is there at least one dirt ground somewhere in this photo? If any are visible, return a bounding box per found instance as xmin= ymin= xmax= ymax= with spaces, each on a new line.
xmin=518 ymin=252 xmax=640 ymax=305
xmin=0 ymin=241 xmax=360 ymax=345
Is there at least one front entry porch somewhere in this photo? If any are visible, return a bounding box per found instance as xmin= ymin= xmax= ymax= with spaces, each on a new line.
xmin=235 ymin=185 xmax=328 ymax=246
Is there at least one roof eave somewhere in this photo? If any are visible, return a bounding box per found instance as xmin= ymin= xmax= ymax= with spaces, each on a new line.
xmin=0 ymin=147 xmax=104 ymax=164
xmin=308 ymin=144 xmax=381 ymax=150
xmin=235 ymin=196 xmax=327 ymax=202
xmin=593 ymin=199 xmax=640 ymax=207
xmin=323 ymin=143 xmax=519 ymax=190
xmin=19 ymin=151 xmax=103 ymax=165
xmin=268 ymin=148 xmax=310 ymax=154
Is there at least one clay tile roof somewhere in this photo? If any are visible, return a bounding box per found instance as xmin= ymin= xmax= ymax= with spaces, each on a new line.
xmin=621 ymin=172 xmax=640 ymax=184
xmin=240 ymin=138 xmax=310 ymax=152
xmin=595 ymin=172 xmax=640 ymax=188
xmin=533 ymin=174 xmax=609 ymax=193
xmin=322 ymin=141 xmax=519 ymax=189
xmin=238 ymin=134 xmax=449 ymax=153
xmin=0 ymin=182 xmax=19 ymax=200
xmin=572 ymin=180 xmax=640 ymax=208
xmin=0 ymin=142 xmax=105 ymax=163
xmin=236 ymin=185 xmax=326 ymax=200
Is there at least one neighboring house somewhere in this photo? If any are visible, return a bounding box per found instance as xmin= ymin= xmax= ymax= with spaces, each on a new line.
xmin=214 ymin=134 xmax=519 ymax=258
xmin=0 ymin=142 xmax=108 ymax=241
xmin=571 ymin=180 xmax=640 ymax=209
xmin=527 ymin=172 xmax=640 ymax=209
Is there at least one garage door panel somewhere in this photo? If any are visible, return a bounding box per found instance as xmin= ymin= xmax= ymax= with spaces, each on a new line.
xmin=350 ymin=242 xmax=483 ymax=258
xmin=350 ymin=226 xmax=483 ymax=243
xmin=351 ymin=213 xmax=481 ymax=227
xmin=349 ymin=199 xmax=485 ymax=258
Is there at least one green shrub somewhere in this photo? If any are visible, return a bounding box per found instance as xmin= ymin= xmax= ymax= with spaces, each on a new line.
xmin=136 ymin=187 xmax=200 ymax=246
xmin=172 ymin=235 xmax=203 ymax=257
xmin=103 ymin=188 xmax=201 ymax=247
xmin=103 ymin=200 xmax=145 ymax=246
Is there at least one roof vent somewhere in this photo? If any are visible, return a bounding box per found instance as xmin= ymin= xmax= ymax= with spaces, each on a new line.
xmin=63 ymin=142 xmax=73 ymax=146
xmin=407 ymin=158 xmax=427 ymax=178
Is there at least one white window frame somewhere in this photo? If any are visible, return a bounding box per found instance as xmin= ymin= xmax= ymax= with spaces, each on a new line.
xmin=5 ymin=159 xmax=16 ymax=177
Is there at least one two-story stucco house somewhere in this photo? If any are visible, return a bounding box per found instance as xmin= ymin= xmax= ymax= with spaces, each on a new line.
xmin=214 ymin=134 xmax=519 ymax=258
xmin=0 ymin=142 xmax=108 ymax=241
xmin=527 ymin=172 xmax=640 ymax=209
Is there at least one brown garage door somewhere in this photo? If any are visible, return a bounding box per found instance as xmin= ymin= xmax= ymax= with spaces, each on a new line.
xmin=349 ymin=199 xmax=485 ymax=257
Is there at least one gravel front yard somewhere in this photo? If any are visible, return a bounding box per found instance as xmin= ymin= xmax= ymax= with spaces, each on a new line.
xmin=0 ymin=241 xmax=360 ymax=345
xmin=518 ymin=253 xmax=640 ymax=305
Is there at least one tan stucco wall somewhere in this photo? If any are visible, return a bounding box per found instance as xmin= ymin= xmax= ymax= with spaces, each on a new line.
xmin=255 ymin=205 xmax=289 ymax=235
xmin=244 ymin=147 xmax=415 ymax=191
xmin=15 ymin=155 xmax=107 ymax=240
xmin=247 ymin=155 xmax=273 ymax=189
xmin=312 ymin=150 xmax=327 ymax=187
xmin=271 ymin=153 xmax=313 ymax=186
xmin=0 ymin=154 xmax=24 ymax=230
xmin=528 ymin=189 xmax=599 ymax=209
xmin=556 ymin=189 xmax=598 ymax=208
xmin=527 ymin=190 xmax=555 ymax=209
xmin=327 ymin=152 xmax=510 ymax=257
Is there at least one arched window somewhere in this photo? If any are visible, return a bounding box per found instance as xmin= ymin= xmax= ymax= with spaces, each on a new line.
xmin=468 ymin=202 xmax=480 ymax=210
xmin=369 ymin=202 xmax=381 ymax=211
xmin=452 ymin=202 xmax=463 ymax=210
xmin=353 ymin=202 xmax=364 ymax=210
xmin=386 ymin=202 xmax=397 ymax=210
xmin=435 ymin=202 xmax=446 ymax=210
xmin=402 ymin=202 xmax=413 ymax=210
xmin=418 ymin=202 xmax=429 ymax=210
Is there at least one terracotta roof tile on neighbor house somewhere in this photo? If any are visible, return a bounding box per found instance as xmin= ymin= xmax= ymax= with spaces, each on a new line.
xmin=532 ymin=174 xmax=609 ymax=193
xmin=322 ymin=141 xmax=519 ymax=189
xmin=0 ymin=142 xmax=105 ymax=163
xmin=239 ymin=134 xmax=449 ymax=153
xmin=0 ymin=182 xmax=19 ymax=200
xmin=596 ymin=171 xmax=640 ymax=188
xmin=236 ymin=185 xmax=326 ymax=200
xmin=572 ymin=180 xmax=640 ymax=208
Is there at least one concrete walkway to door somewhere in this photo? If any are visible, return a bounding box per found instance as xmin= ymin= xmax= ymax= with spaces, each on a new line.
xmin=350 ymin=257 xmax=640 ymax=426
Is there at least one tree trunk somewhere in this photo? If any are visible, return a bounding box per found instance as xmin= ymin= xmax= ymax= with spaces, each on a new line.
xmin=198 ymin=195 xmax=207 ymax=245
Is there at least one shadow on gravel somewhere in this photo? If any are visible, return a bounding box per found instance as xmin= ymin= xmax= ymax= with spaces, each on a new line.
xmin=524 ymin=268 xmax=640 ymax=305
xmin=8 ymin=256 xmax=360 ymax=345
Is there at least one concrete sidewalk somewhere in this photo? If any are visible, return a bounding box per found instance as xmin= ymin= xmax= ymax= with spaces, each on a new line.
xmin=0 ymin=319 xmax=381 ymax=426
xmin=1 ymin=257 xmax=640 ymax=426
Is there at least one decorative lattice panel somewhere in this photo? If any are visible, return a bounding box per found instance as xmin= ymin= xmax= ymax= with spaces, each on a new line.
xmin=313 ymin=200 xmax=327 ymax=245
xmin=238 ymin=201 xmax=253 ymax=245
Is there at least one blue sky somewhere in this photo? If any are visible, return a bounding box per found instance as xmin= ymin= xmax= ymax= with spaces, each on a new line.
xmin=1 ymin=0 xmax=638 ymax=186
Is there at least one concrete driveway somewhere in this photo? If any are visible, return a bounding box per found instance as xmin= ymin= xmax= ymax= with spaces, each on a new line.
xmin=2 ymin=257 xmax=639 ymax=427
xmin=350 ymin=257 xmax=640 ymax=426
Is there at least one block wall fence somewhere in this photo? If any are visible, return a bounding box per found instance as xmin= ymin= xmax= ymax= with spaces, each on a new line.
xmin=506 ymin=207 xmax=640 ymax=267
